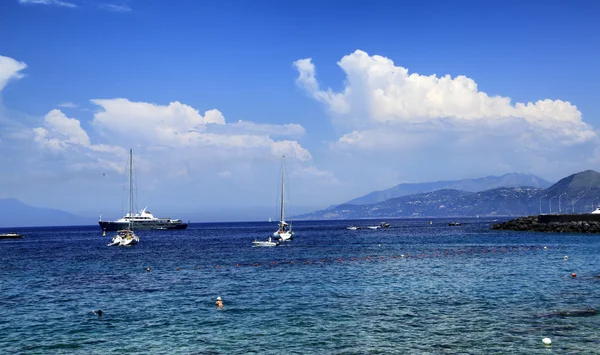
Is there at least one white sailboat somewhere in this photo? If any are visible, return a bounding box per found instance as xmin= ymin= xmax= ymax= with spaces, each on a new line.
xmin=272 ymin=156 xmax=293 ymax=241
xmin=108 ymin=149 xmax=140 ymax=247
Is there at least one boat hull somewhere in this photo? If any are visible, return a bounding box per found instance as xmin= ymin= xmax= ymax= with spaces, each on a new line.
xmin=253 ymin=241 xmax=279 ymax=247
xmin=99 ymin=221 xmax=187 ymax=231
xmin=0 ymin=234 xmax=23 ymax=239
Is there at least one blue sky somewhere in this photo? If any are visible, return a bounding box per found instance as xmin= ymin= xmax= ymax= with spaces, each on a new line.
xmin=1 ymin=0 xmax=599 ymax=221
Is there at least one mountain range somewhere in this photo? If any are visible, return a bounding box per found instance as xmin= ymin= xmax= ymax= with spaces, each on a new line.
xmin=0 ymin=198 xmax=91 ymax=228
xmin=344 ymin=173 xmax=552 ymax=205
xmin=297 ymin=170 xmax=600 ymax=220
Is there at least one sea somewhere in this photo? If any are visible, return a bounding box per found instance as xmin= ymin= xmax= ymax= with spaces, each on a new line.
xmin=1 ymin=218 xmax=599 ymax=354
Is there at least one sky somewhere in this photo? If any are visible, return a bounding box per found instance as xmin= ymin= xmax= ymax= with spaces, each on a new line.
xmin=1 ymin=0 xmax=599 ymax=221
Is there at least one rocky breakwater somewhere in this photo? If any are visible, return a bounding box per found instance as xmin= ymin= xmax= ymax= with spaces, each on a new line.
xmin=493 ymin=215 xmax=600 ymax=233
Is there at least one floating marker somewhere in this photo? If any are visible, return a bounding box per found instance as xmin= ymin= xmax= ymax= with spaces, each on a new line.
xmin=564 ymin=256 xmax=568 ymax=260
xmin=542 ymin=337 xmax=552 ymax=345
xmin=572 ymin=273 xmax=577 ymax=278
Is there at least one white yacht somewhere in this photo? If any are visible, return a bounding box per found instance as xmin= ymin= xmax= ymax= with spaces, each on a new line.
xmin=99 ymin=207 xmax=187 ymax=231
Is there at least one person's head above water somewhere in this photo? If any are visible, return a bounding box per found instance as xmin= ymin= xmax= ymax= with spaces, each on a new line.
xmin=97 ymin=310 xmax=103 ymax=316
xmin=216 ymin=297 xmax=221 ymax=301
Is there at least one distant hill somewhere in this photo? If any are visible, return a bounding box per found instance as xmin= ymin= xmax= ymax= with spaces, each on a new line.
xmin=344 ymin=173 xmax=552 ymax=205
xmin=296 ymin=170 xmax=600 ymax=220
xmin=0 ymin=198 xmax=91 ymax=228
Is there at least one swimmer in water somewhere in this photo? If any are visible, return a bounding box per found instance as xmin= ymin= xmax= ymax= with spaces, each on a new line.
xmin=92 ymin=310 xmax=103 ymax=316
xmin=215 ymin=297 xmax=223 ymax=308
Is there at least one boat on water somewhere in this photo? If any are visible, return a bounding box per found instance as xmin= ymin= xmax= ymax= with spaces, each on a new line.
xmin=0 ymin=233 xmax=23 ymax=239
xmin=347 ymin=226 xmax=362 ymax=230
xmin=379 ymin=222 xmax=390 ymax=228
xmin=448 ymin=222 xmax=462 ymax=226
xmin=108 ymin=149 xmax=139 ymax=247
xmin=592 ymin=207 xmax=600 ymax=214
xmin=367 ymin=225 xmax=380 ymax=230
xmin=252 ymin=236 xmax=279 ymax=247
xmin=99 ymin=207 xmax=187 ymax=231
xmin=271 ymin=156 xmax=294 ymax=242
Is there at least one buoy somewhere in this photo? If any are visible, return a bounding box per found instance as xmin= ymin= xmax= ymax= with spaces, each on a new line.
xmin=542 ymin=337 xmax=552 ymax=345
xmin=564 ymin=256 xmax=568 ymax=260
xmin=378 ymin=244 xmax=381 ymax=247
xmin=215 ymin=265 xmax=220 ymax=269
xmin=544 ymin=246 xmax=548 ymax=250
xmin=429 ymin=221 xmax=432 ymax=225
xmin=235 ymin=263 xmax=239 ymax=267
xmin=572 ymin=273 xmax=577 ymax=278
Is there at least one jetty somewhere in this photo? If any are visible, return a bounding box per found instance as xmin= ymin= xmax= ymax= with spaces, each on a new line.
xmin=493 ymin=214 xmax=600 ymax=233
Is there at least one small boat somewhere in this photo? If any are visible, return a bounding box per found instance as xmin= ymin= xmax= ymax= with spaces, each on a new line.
xmin=448 ymin=222 xmax=462 ymax=226
xmin=346 ymin=226 xmax=361 ymax=230
xmin=367 ymin=226 xmax=380 ymax=230
xmin=272 ymin=156 xmax=294 ymax=242
xmin=252 ymin=236 xmax=279 ymax=247
xmin=592 ymin=207 xmax=600 ymax=214
xmin=0 ymin=233 xmax=23 ymax=239
xmin=379 ymin=222 xmax=390 ymax=228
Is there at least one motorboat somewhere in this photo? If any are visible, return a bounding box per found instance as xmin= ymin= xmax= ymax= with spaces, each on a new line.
xmin=592 ymin=207 xmax=600 ymax=214
xmin=367 ymin=226 xmax=380 ymax=230
xmin=346 ymin=226 xmax=362 ymax=230
xmin=0 ymin=233 xmax=23 ymax=239
xmin=252 ymin=236 xmax=279 ymax=247
xmin=379 ymin=222 xmax=390 ymax=228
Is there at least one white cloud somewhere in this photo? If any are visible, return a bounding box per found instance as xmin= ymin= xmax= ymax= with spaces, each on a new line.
xmin=0 ymin=55 xmax=27 ymax=92
xmin=228 ymin=120 xmax=305 ymax=137
xmin=19 ymin=0 xmax=76 ymax=8
xmin=33 ymin=109 xmax=90 ymax=150
xmin=294 ymin=50 xmax=593 ymax=142
xmin=294 ymin=49 xmax=600 ymax=189
xmin=90 ymin=98 xmax=311 ymax=161
xmin=57 ymin=102 xmax=77 ymax=108
xmin=218 ymin=170 xmax=232 ymax=178
xmin=99 ymin=3 xmax=131 ymax=12
xmin=290 ymin=165 xmax=339 ymax=185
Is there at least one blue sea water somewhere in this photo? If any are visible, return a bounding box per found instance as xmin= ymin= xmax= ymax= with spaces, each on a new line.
xmin=1 ymin=218 xmax=599 ymax=354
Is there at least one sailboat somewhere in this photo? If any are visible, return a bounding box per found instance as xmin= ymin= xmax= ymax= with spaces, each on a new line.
xmin=272 ymin=156 xmax=293 ymax=241
xmin=108 ymin=149 xmax=140 ymax=247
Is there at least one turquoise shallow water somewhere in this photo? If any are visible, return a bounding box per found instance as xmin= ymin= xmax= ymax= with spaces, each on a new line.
xmin=1 ymin=218 xmax=599 ymax=354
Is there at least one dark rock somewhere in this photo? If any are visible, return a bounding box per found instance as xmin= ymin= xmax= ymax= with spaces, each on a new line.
xmin=492 ymin=215 xmax=600 ymax=233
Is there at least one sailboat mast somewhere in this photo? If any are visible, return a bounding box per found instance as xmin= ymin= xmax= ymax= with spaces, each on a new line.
xmin=280 ymin=156 xmax=285 ymax=223
xmin=129 ymin=149 xmax=133 ymax=230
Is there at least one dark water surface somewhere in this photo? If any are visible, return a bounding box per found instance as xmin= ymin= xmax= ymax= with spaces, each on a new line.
xmin=1 ymin=218 xmax=599 ymax=354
